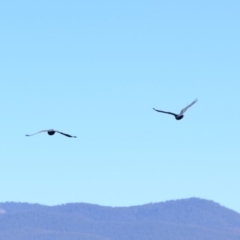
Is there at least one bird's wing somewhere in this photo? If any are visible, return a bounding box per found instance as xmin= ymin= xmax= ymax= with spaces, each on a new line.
xmin=179 ymin=99 xmax=198 ymax=115
xmin=25 ymin=130 xmax=48 ymax=137
xmin=153 ymin=108 xmax=177 ymax=116
xmin=55 ymin=131 xmax=77 ymax=138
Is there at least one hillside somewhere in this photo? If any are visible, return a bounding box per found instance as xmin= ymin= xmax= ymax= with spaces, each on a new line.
xmin=0 ymin=198 xmax=239 ymax=240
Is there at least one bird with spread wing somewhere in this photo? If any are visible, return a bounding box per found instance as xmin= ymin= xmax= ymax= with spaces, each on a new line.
xmin=153 ymin=99 xmax=198 ymax=120
xmin=26 ymin=129 xmax=77 ymax=138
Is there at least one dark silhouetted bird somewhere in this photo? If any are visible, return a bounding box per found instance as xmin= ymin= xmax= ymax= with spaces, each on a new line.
xmin=153 ymin=99 xmax=198 ymax=120
xmin=26 ymin=129 xmax=77 ymax=138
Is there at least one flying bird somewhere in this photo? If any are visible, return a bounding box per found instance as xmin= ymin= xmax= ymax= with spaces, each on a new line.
xmin=153 ymin=99 xmax=198 ymax=120
xmin=26 ymin=129 xmax=77 ymax=138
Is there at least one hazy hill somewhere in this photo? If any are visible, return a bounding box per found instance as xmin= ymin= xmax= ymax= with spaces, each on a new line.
xmin=0 ymin=198 xmax=239 ymax=240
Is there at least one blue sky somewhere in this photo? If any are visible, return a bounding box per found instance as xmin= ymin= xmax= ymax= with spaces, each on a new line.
xmin=1 ymin=0 xmax=240 ymax=213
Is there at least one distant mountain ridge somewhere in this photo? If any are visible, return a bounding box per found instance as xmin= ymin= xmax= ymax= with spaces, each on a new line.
xmin=0 ymin=198 xmax=240 ymax=240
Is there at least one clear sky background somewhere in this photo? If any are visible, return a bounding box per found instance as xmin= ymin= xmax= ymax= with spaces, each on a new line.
xmin=1 ymin=0 xmax=240 ymax=213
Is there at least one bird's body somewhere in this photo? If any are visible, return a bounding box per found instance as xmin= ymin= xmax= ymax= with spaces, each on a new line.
xmin=47 ymin=130 xmax=55 ymax=135
xmin=153 ymin=99 xmax=198 ymax=120
xmin=26 ymin=129 xmax=76 ymax=138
